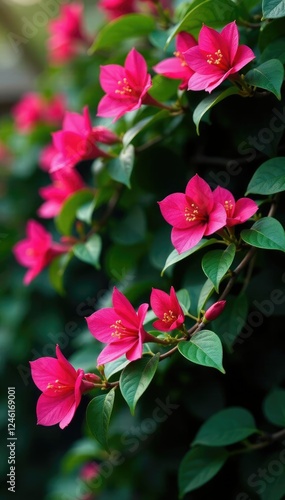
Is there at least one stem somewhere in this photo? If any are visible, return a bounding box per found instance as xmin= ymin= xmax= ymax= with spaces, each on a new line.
xmin=230 ymin=428 xmax=285 ymax=457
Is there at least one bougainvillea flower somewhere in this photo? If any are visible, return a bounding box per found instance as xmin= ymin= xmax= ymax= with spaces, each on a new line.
xmin=184 ymin=21 xmax=255 ymax=93
xmin=86 ymin=287 xmax=150 ymax=365
xmin=12 ymin=93 xmax=65 ymax=133
xmin=13 ymin=220 xmax=69 ymax=284
xmin=39 ymin=144 xmax=58 ymax=171
xmin=203 ymin=300 xmax=226 ymax=322
xmin=47 ymin=3 xmax=89 ymax=64
xmin=97 ymin=48 xmax=153 ymax=121
xmin=150 ymin=287 xmax=185 ymax=331
xmin=30 ymin=345 xmax=99 ymax=429
xmin=158 ymin=174 xmax=227 ymax=253
xmin=80 ymin=462 xmax=101 ymax=481
xmin=213 ymin=186 xmax=258 ymax=227
xmin=153 ymin=32 xmax=197 ymax=90
xmin=38 ymin=169 xmax=85 ymax=218
xmin=50 ymin=106 xmax=118 ymax=172
xmin=98 ymin=0 xmax=136 ymax=19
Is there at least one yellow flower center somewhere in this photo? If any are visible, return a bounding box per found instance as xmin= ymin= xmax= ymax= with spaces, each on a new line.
xmin=185 ymin=203 xmax=200 ymax=222
xmin=162 ymin=310 xmax=177 ymax=323
xmin=206 ymin=49 xmax=223 ymax=66
xmin=115 ymin=78 xmax=133 ymax=96
xmin=174 ymin=51 xmax=188 ymax=67
xmin=224 ymin=199 xmax=234 ymax=216
xmin=46 ymin=379 xmax=73 ymax=393
xmin=110 ymin=319 xmax=128 ymax=339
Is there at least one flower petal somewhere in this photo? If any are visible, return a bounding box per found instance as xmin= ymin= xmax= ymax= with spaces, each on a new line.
xmin=86 ymin=308 xmax=119 ymax=342
xmin=171 ymin=225 xmax=206 ymax=253
xmin=204 ymin=202 xmax=227 ymax=234
xmin=158 ymin=193 xmax=189 ymax=229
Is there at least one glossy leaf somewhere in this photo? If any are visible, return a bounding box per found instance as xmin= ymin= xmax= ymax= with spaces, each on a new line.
xmin=119 ymin=354 xmax=160 ymax=415
xmin=245 ymin=59 xmax=284 ymax=100
xmin=202 ymin=244 xmax=236 ymax=292
xmin=263 ymin=388 xmax=285 ymax=427
xmin=212 ymin=294 xmax=248 ymax=351
xmin=55 ymin=189 xmax=94 ymax=236
xmin=241 ymin=217 xmax=285 ymax=252
xmin=73 ymin=234 xmax=102 ymax=269
xmin=262 ymin=0 xmax=285 ymax=18
xmin=246 ymin=157 xmax=285 ymax=195
xmin=197 ymin=279 xmax=216 ymax=314
xmin=176 ymin=288 xmax=191 ymax=314
xmin=161 ymin=238 xmax=219 ymax=276
xmin=107 ymin=145 xmax=134 ymax=188
xmin=48 ymin=252 xmax=72 ymax=295
xmin=192 ymin=407 xmax=258 ymax=446
xmin=178 ymin=446 xmax=228 ymax=496
xmin=193 ymin=87 xmax=240 ymax=134
xmin=86 ymin=389 xmax=115 ymax=452
xmin=178 ymin=330 xmax=225 ymax=373
xmin=90 ymin=14 xmax=156 ymax=51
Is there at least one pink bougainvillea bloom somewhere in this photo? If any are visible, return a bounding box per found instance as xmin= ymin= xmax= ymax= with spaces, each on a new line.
xmin=97 ymin=48 xmax=154 ymax=121
xmin=80 ymin=462 xmax=101 ymax=481
xmin=203 ymin=300 xmax=226 ymax=322
xmin=50 ymin=106 xmax=118 ymax=172
xmin=30 ymin=345 xmax=99 ymax=429
xmin=47 ymin=3 xmax=89 ymax=64
xmin=39 ymin=143 xmax=57 ymax=171
xmin=213 ymin=186 xmax=258 ymax=227
xmin=38 ymin=168 xmax=85 ymax=218
xmin=153 ymin=32 xmax=197 ymax=90
xmin=12 ymin=93 xmax=65 ymax=133
xmin=150 ymin=286 xmax=185 ymax=332
xmin=158 ymin=174 xmax=227 ymax=253
xmin=86 ymin=287 xmax=150 ymax=365
xmin=184 ymin=21 xmax=255 ymax=93
xmin=13 ymin=220 xmax=69 ymax=285
xmin=98 ymin=0 xmax=136 ymax=19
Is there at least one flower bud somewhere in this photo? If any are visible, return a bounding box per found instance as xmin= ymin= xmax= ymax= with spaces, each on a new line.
xmin=203 ymin=301 xmax=226 ymax=323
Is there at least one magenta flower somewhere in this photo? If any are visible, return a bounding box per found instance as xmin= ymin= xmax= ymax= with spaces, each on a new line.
xmin=153 ymin=32 xmax=197 ymax=90
xmin=86 ymin=287 xmax=149 ymax=365
xmin=203 ymin=300 xmax=226 ymax=322
xmin=47 ymin=3 xmax=89 ymax=64
xmin=150 ymin=287 xmax=185 ymax=332
xmin=98 ymin=0 xmax=136 ymax=19
xmin=158 ymin=174 xmax=227 ymax=253
xmin=39 ymin=143 xmax=58 ymax=171
xmin=184 ymin=21 xmax=255 ymax=93
xmin=12 ymin=93 xmax=65 ymax=133
xmin=50 ymin=106 xmax=119 ymax=172
xmin=38 ymin=169 xmax=86 ymax=218
xmin=13 ymin=220 xmax=69 ymax=285
xmin=97 ymin=48 xmax=154 ymax=121
xmin=213 ymin=186 xmax=258 ymax=227
xmin=30 ymin=345 xmax=99 ymax=429
xmin=80 ymin=462 xmax=101 ymax=481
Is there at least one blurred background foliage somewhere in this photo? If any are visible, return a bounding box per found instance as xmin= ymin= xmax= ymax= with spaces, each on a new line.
xmin=1 ymin=1 xmax=285 ymax=499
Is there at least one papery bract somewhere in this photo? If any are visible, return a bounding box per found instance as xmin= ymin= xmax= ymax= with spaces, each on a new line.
xmin=50 ymin=106 xmax=118 ymax=172
xmin=12 ymin=93 xmax=65 ymax=133
xmin=185 ymin=21 xmax=255 ymax=93
xmin=47 ymin=3 xmax=88 ymax=64
xmin=158 ymin=174 xmax=227 ymax=253
xmin=38 ymin=169 xmax=86 ymax=218
xmin=213 ymin=186 xmax=258 ymax=227
xmin=153 ymin=32 xmax=197 ymax=90
xmin=13 ymin=220 xmax=69 ymax=284
xmin=97 ymin=48 xmax=153 ymax=121
xmin=30 ymin=345 xmax=99 ymax=429
xmin=86 ymin=287 xmax=149 ymax=364
xmin=150 ymin=286 xmax=185 ymax=331
xmin=98 ymin=0 xmax=136 ymax=19
xmin=39 ymin=143 xmax=58 ymax=171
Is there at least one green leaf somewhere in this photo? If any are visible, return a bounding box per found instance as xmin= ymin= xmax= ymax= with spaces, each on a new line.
xmin=262 ymin=0 xmax=285 ymax=18
xmin=76 ymin=199 xmax=96 ymax=225
xmin=176 ymin=288 xmax=191 ymax=314
xmin=178 ymin=330 xmax=225 ymax=373
xmin=202 ymin=244 xmax=236 ymax=292
xmin=212 ymin=293 xmax=248 ymax=351
xmin=193 ymin=407 xmax=258 ymax=446
xmin=122 ymin=110 xmax=170 ymax=148
xmin=241 ymin=217 xmax=285 ymax=252
xmin=193 ymin=87 xmax=240 ymax=135
xmin=260 ymin=37 xmax=285 ymax=64
xmin=245 ymin=59 xmax=284 ymax=100
xmin=167 ymin=0 xmax=238 ymax=43
xmin=48 ymin=252 xmax=72 ymax=295
xmin=104 ymin=355 xmax=130 ymax=381
xmin=89 ymin=14 xmax=156 ymax=51
xmin=246 ymin=157 xmax=285 ymax=195
xmin=263 ymin=388 xmax=285 ymax=427
xmin=73 ymin=234 xmax=102 ymax=269
xmin=148 ymin=75 xmax=179 ymax=101
xmin=197 ymin=279 xmax=216 ymax=314
xmin=55 ymin=189 xmax=94 ymax=236
xmin=178 ymin=446 xmax=228 ymax=496
xmin=119 ymin=354 xmax=160 ymax=415
xmin=107 ymin=144 xmax=135 ymax=188
xmin=86 ymin=389 xmax=115 ymax=452
xmin=161 ymin=238 xmax=219 ymax=276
